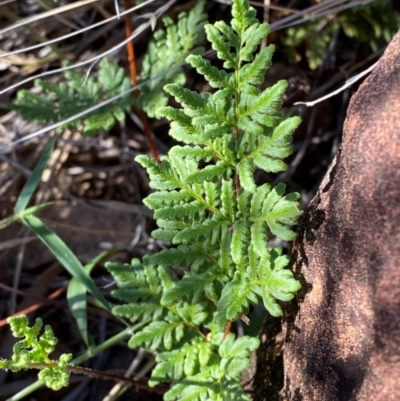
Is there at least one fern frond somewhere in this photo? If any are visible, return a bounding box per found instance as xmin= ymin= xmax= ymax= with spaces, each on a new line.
xmin=105 ymin=259 xmax=175 ymax=323
xmin=249 ymin=116 xmax=302 ymax=173
xmin=256 ymin=250 xmax=301 ymax=316
xmin=138 ymin=1 xmax=207 ymax=117
xmin=108 ymin=1 xmax=303 ymax=399
xmin=236 ymin=158 xmax=256 ymax=193
xmin=9 ymin=58 xmax=131 ymax=135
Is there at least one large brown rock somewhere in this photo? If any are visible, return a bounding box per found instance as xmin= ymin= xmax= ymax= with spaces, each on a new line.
xmin=283 ymin=29 xmax=400 ymax=400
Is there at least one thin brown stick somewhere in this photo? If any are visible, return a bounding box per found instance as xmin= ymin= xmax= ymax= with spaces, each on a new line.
xmin=123 ymin=0 xmax=160 ymax=162
xmin=29 ymin=362 xmax=166 ymax=393
xmin=0 ymin=286 xmax=66 ymax=327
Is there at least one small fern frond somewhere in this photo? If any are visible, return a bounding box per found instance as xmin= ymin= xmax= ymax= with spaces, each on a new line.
xmin=138 ymin=1 xmax=207 ymax=117
xmin=0 ymin=315 xmax=72 ymax=390
xmin=9 ymin=58 xmax=131 ymax=135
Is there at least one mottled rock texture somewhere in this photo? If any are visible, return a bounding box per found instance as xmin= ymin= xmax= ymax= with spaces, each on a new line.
xmin=283 ymin=29 xmax=400 ymax=401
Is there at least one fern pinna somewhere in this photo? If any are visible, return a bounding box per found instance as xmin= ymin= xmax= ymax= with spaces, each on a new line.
xmin=106 ymin=1 xmax=302 ymax=400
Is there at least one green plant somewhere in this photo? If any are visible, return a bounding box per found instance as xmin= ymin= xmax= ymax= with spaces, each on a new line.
xmin=2 ymin=0 xmax=302 ymax=398
xmin=0 ymin=315 xmax=72 ymax=391
xmin=105 ymin=0 xmax=302 ymax=399
xmin=137 ymin=0 xmax=207 ymax=117
xmin=8 ymin=57 xmax=132 ymax=135
xmin=284 ymin=0 xmax=400 ymax=69
xmin=8 ymin=2 xmax=207 ymax=132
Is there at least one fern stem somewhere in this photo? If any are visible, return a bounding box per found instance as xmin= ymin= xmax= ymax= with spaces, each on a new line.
xmin=205 ymin=140 xmax=236 ymax=168
xmin=184 ymin=186 xmax=224 ymax=218
xmin=165 ymin=303 xmax=207 ymax=340
xmin=196 ymin=242 xmax=222 ymax=273
xmin=28 ymin=362 xmax=158 ymax=389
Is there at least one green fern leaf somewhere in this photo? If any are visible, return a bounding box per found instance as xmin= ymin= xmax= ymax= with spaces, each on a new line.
xmin=164 ymin=84 xmax=205 ymax=110
xmin=113 ymin=1 xmax=303 ymax=399
xmin=138 ymin=1 xmax=207 ymax=117
xmin=250 ymin=183 xmax=271 ymax=216
xmin=242 ymin=80 xmax=287 ymax=126
xmin=150 ymin=348 xmax=186 ymax=385
xmin=149 ymin=342 xmax=205 ymax=386
xmin=169 ymin=146 xmax=215 ymax=162
xmin=9 ymin=58 xmax=131 ymax=135
xmin=176 ymin=302 xmax=209 ymax=326
xmin=162 ymin=270 xmax=220 ymax=306
xmin=149 ymin=246 xmax=205 ymax=269
xmin=231 ymin=221 xmax=251 ymax=265
xmin=236 ymin=158 xmax=256 ymax=193
xmin=184 ymin=163 xmax=229 ymax=184
xmin=218 ymin=333 xmax=259 ymax=376
xmin=98 ymin=57 xmax=131 ymax=98
xmin=112 ymin=302 xmax=163 ymax=322
xmin=144 ymin=190 xmax=191 ymax=210
xmin=186 ymin=55 xmax=230 ymax=89
xmin=128 ymin=319 xmax=184 ymax=351
xmin=216 ymin=272 xmax=258 ymax=325
xmin=151 ymin=228 xmax=180 ymax=242
xmin=239 ymin=45 xmax=274 ymax=85
xmin=172 ymin=220 xmax=222 ymax=244
xmin=237 ymin=189 xmax=251 ymax=217
xmin=164 ymin=380 xmax=212 ymax=401
xmin=256 ymin=252 xmax=301 ymax=316
xmin=250 ymin=116 xmax=301 ymax=172
xmin=135 ymin=156 xmax=180 ymax=190
xmin=203 ymin=181 xmax=219 ymax=207
xmin=205 ymin=24 xmax=236 ymax=69
xmin=239 ymin=23 xmax=270 ymax=61
xmin=154 ymin=202 xmax=204 ymax=221
xmin=250 ymin=221 xmax=269 ymax=258
xmin=259 ymin=183 xmax=301 ymax=241
xmin=221 ymin=179 xmax=236 ymax=219
xmin=253 ymin=153 xmax=287 ymax=173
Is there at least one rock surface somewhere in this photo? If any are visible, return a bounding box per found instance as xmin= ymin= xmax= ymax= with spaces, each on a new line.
xmin=283 ymin=29 xmax=400 ymax=400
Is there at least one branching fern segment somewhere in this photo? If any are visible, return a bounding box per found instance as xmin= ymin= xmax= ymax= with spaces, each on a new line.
xmin=0 ymin=315 xmax=72 ymax=390
xmin=106 ymin=1 xmax=302 ymax=400
xmin=137 ymin=1 xmax=207 ymax=117
xmin=9 ymin=3 xmax=207 ymax=133
xmin=9 ymin=58 xmax=131 ymax=135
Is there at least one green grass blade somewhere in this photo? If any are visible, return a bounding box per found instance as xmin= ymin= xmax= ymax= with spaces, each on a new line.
xmin=0 ymin=203 xmax=52 ymax=230
xmin=14 ymin=136 xmax=56 ymax=214
xmin=67 ymin=248 xmax=122 ymax=347
xmin=22 ymin=214 xmax=111 ymax=312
